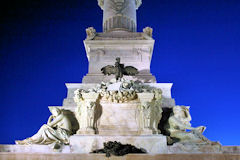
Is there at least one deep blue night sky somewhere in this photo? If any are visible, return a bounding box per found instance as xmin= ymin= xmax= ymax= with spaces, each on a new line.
xmin=0 ymin=0 xmax=240 ymax=145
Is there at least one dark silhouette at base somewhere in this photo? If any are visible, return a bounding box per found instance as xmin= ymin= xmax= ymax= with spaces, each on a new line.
xmin=91 ymin=141 xmax=147 ymax=157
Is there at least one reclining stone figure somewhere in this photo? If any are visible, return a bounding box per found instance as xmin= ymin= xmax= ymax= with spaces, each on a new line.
xmin=15 ymin=107 xmax=72 ymax=145
xmin=165 ymin=106 xmax=219 ymax=145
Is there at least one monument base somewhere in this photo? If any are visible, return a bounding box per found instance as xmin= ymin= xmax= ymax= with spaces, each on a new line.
xmin=69 ymin=135 xmax=168 ymax=154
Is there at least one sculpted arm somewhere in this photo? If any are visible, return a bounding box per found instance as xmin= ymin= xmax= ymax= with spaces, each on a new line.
xmin=47 ymin=115 xmax=54 ymax=125
xmin=48 ymin=115 xmax=64 ymax=127
xmin=169 ymin=117 xmax=195 ymax=130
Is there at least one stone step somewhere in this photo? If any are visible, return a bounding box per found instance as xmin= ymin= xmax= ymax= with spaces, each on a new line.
xmin=0 ymin=153 xmax=240 ymax=160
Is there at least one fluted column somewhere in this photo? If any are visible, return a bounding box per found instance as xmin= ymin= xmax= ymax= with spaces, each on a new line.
xmin=97 ymin=0 xmax=142 ymax=32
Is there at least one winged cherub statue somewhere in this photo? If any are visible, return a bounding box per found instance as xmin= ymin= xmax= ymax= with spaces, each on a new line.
xmin=101 ymin=57 xmax=139 ymax=80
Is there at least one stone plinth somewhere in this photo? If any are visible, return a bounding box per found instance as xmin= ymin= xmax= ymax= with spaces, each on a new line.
xmin=69 ymin=135 xmax=167 ymax=154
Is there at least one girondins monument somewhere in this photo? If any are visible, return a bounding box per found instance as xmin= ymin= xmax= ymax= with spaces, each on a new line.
xmin=1 ymin=0 xmax=240 ymax=157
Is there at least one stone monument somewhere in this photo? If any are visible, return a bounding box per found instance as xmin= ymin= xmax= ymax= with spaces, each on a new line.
xmin=1 ymin=0 xmax=240 ymax=158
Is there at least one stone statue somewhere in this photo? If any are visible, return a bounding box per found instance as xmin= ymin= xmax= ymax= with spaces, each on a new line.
xmin=74 ymin=92 xmax=100 ymax=135
xmin=86 ymin=27 xmax=96 ymax=40
xmin=137 ymin=90 xmax=163 ymax=134
xmin=141 ymin=102 xmax=152 ymax=129
xmin=86 ymin=101 xmax=96 ymax=130
xmin=153 ymin=89 xmax=163 ymax=134
xmin=143 ymin=27 xmax=153 ymax=37
xmin=138 ymin=100 xmax=162 ymax=134
xmin=165 ymin=106 xmax=218 ymax=145
xmin=101 ymin=57 xmax=139 ymax=80
xmin=15 ymin=107 xmax=72 ymax=145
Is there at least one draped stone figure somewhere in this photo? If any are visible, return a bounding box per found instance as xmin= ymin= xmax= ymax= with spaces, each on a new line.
xmin=165 ymin=106 xmax=218 ymax=145
xmin=15 ymin=107 xmax=72 ymax=145
xmin=86 ymin=101 xmax=96 ymax=130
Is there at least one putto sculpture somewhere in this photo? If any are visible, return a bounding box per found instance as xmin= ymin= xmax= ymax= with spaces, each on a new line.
xmin=101 ymin=57 xmax=139 ymax=80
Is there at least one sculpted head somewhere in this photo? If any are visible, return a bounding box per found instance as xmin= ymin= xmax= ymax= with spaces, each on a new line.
xmin=173 ymin=106 xmax=191 ymax=121
xmin=49 ymin=107 xmax=61 ymax=117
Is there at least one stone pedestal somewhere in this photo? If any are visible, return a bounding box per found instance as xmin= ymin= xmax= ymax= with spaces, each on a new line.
xmin=70 ymin=135 xmax=168 ymax=154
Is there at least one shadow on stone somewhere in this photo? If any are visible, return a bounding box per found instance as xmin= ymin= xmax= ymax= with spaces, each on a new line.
xmin=158 ymin=107 xmax=172 ymax=136
xmin=62 ymin=109 xmax=79 ymax=134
